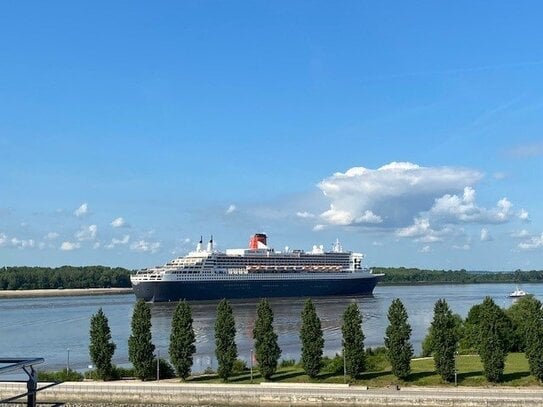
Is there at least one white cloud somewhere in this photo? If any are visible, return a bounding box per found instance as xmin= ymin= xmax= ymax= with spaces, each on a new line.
xmin=312 ymin=224 xmax=325 ymax=231
xmin=130 ymin=240 xmax=161 ymax=253
xmin=184 ymin=238 xmax=191 ymax=244
xmin=511 ymin=229 xmax=530 ymax=239
xmin=318 ymin=162 xmax=482 ymax=227
xmin=419 ymin=245 xmax=431 ymax=253
xmin=44 ymin=232 xmax=59 ymax=240
xmin=38 ymin=242 xmax=46 ymax=250
xmin=518 ymin=209 xmax=530 ymax=222
xmin=396 ymin=217 xmax=452 ymax=243
xmin=296 ymin=211 xmax=316 ymax=219
xmin=110 ymin=217 xmax=129 ymax=228
xmin=74 ymin=203 xmax=89 ymax=217
xmin=518 ymin=233 xmax=543 ymax=251
xmin=0 ymin=233 xmax=7 ymax=247
xmin=93 ymin=242 xmax=101 ymax=249
xmin=60 ymin=241 xmax=81 ymax=251
xmin=225 ymin=204 xmax=236 ymax=215
xmin=106 ymin=234 xmax=130 ymax=249
xmin=429 ymin=187 xmax=513 ymax=224
xmin=372 ymin=241 xmax=384 ymax=246
xmin=75 ymin=225 xmax=98 ymax=241
xmin=452 ymin=244 xmax=471 ymax=250
xmin=480 ymin=228 xmax=493 ymax=241
xmin=11 ymin=238 xmax=35 ymax=249
xmin=508 ymin=142 xmax=543 ymax=158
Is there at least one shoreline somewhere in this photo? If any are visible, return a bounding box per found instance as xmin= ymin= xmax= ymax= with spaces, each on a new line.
xmin=0 ymin=287 xmax=133 ymax=299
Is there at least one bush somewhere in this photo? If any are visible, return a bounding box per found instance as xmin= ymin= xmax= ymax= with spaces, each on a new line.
xmin=38 ymin=369 xmax=84 ymax=382
xmin=233 ymin=359 xmax=248 ymax=373
xmin=279 ymin=358 xmax=297 ymax=368
xmin=366 ymin=347 xmax=389 ymax=372
xmin=321 ymin=354 xmax=344 ymax=375
xmin=151 ymin=358 xmax=176 ymax=380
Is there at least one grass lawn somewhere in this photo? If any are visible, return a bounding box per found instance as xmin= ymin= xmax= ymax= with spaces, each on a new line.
xmin=187 ymin=353 xmax=540 ymax=387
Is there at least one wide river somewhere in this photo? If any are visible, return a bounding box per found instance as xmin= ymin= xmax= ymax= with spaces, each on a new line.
xmin=1 ymin=283 xmax=540 ymax=374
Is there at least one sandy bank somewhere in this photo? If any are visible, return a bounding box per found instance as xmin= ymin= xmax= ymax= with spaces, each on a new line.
xmin=0 ymin=287 xmax=133 ymax=299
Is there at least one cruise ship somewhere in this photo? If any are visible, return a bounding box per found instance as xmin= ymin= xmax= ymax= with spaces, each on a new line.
xmin=131 ymin=233 xmax=383 ymax=302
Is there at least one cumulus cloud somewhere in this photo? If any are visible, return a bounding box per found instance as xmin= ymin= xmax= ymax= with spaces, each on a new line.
xmin=75 ymin=225 xmax=98 ymax=241
xmin=480 ymin=228 xmax=493 ymax=241
xmin=60 ymin=241 xmax=81 ymax=251
xmin=74 ymin=203 xmax=89 ymax=217
xmin=130 ymin=240 xmax=161 ymax=253
xmin=518 ymin=209 xmax=530 ymax=222
xmin=225 ymin=204 xmax=236 ymax=215
xmin=106 ymin=234 xmax=130 ymax=249
xmin=11 ymin=238 xmax=35 ymax=249
xmin=317 ymin=162 xmax=482 ymax=227
xmin=296 ymin=211 xmax=316 ymax=219
xmin=518 ymin=233 xmax=543 ymax=251
xmin=0 ymin=233 xmax=7 ymax=247
xmin=312 ymin=224 xmax=326 ymax=231
xmin=44 ymin=232 xmax=59 ymax=240
xmin=396 ymin=217 xmax=452 ymax=243
xmin=429 ymin=187 xmax=513 ymax=224
xmin=110 ymin=217 xmax=129 ymax=228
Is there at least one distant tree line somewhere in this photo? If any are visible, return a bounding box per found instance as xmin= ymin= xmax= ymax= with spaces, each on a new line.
xmin=377 ymin=267 xmax=543 ymax=285
xmin=88 ymin=295 xmax=543 ymax=385
xmin=0 ymin=266 xmax=132 ymax=290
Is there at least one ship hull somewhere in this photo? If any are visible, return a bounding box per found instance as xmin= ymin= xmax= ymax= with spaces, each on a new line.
xmin=132 ymin=275 xmax=382 ymax=302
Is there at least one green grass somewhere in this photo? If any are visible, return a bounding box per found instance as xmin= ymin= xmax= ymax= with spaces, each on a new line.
xmin=186 ymin=353 xmax=540 ymax=387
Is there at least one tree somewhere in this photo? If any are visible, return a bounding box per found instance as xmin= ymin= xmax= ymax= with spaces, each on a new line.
xmin=89 ymin=308 xmax=116 ymax=380
xmin=506 ymin=295 xmax=542 ymax=352
xmin=300 ymin=299 xmax=324 ymax=378
xmin=422 ymin=313 xmax=463 ymax=357
xmin=341 ymin=303 xmax=365 ymax=378
xmin=384 ymin=298 xmax=413 ymax=380
xmin=429 ymin=299 xmax=458 ymax=382
xmin=253 ymin=299 xmax=281 ymax=380
xmin=128 ymin=299 xmax=155 ymax=380
xmin=524 ymin=297 xmax=543 ymax=381
xmin=215 ymin=299 xmax=237 ymax=381
xmin=478 ymin=297 xmax=510 ymax=382
xmin=169 ymin=300 xmax=196 ymax=380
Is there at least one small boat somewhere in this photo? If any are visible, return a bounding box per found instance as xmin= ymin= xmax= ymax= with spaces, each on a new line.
xmin=509 ymin=285 xmax=527 ymax=298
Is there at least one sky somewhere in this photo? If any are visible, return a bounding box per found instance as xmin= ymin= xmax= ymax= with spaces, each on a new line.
xmin=1 ymin=1 xmax=542 ymax=270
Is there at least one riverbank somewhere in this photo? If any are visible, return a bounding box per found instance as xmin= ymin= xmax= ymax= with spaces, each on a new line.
xmin=0 ymin=287 xmax=133 ymax=299
xmin=1 ymin=381 xmax=542 ymax=406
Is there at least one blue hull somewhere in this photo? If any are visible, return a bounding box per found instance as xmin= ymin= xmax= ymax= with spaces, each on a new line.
xmin=132 ymin=275 xmax=382 ymax=302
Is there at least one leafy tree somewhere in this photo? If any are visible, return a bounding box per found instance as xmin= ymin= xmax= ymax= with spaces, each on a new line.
xmin=128 ymin=299 xmax=155 ymax=380
xmin=300 ymin=299 xmax=324 ymax=378
xmin=253 ymin=299 xmax=281 ymax=380
xmin=341 ymin=303 xmax=365 ymax=378
xmin=506 ymin=295 xmax=542 ymax=352
xmin=169 ymin=300 xmax=196 ymax=380
xmin=89 ymin=308 xmax=116 ymax=380
xmin=422 ymin=313 xmax=463 ymax=357
xmin=524 ymin=297 xmax=543 ymax=381
xmin=215 ymin=299 xmax=237 ymax=381
xmin=429 ymin=299 xmax=458 ymax=382
xmin=478 ymin=297 xmax=510 ymax=382
xmin=384 ymin=299 xmax=413 ymax=379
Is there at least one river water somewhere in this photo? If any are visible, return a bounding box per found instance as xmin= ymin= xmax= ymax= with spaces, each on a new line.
xmin=1 ymin=283 xmax=539 ymax=374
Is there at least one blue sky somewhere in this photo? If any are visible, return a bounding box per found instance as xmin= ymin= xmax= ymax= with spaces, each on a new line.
xmin=1 ymin=1 xmax=542 ymax=270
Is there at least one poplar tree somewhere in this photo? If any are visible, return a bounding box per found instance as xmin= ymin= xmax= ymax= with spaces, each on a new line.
xmin=300 ymin=299 xmax=324 ymax=378
xmin=169 ymin=300 xmax=196 ymax=380
xmin=478 ymin=297 xmax=509 ymax=382
xmin=384 ymin=298 xmax=413 ymax=380
xmin=253 ymin=299 xmax=281 ymax=380
xmin=128 ymin=299 xmax=155 ymax=380
xmin=215 ymin=299 xmax=237 ymax=381
xmin=430 ymin=299 xmax=458 ymax=382
xmin=341 ymin=303 xmax=365 ymax=378
xmin=524 ymin=297 xmax=543 ymax=382
xmin=89 ymin=308 xmax=116 ymax=380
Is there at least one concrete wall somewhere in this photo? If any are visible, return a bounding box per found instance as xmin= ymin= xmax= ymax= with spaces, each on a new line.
xmin=1 ymin=381 xmax=542 ymax=407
